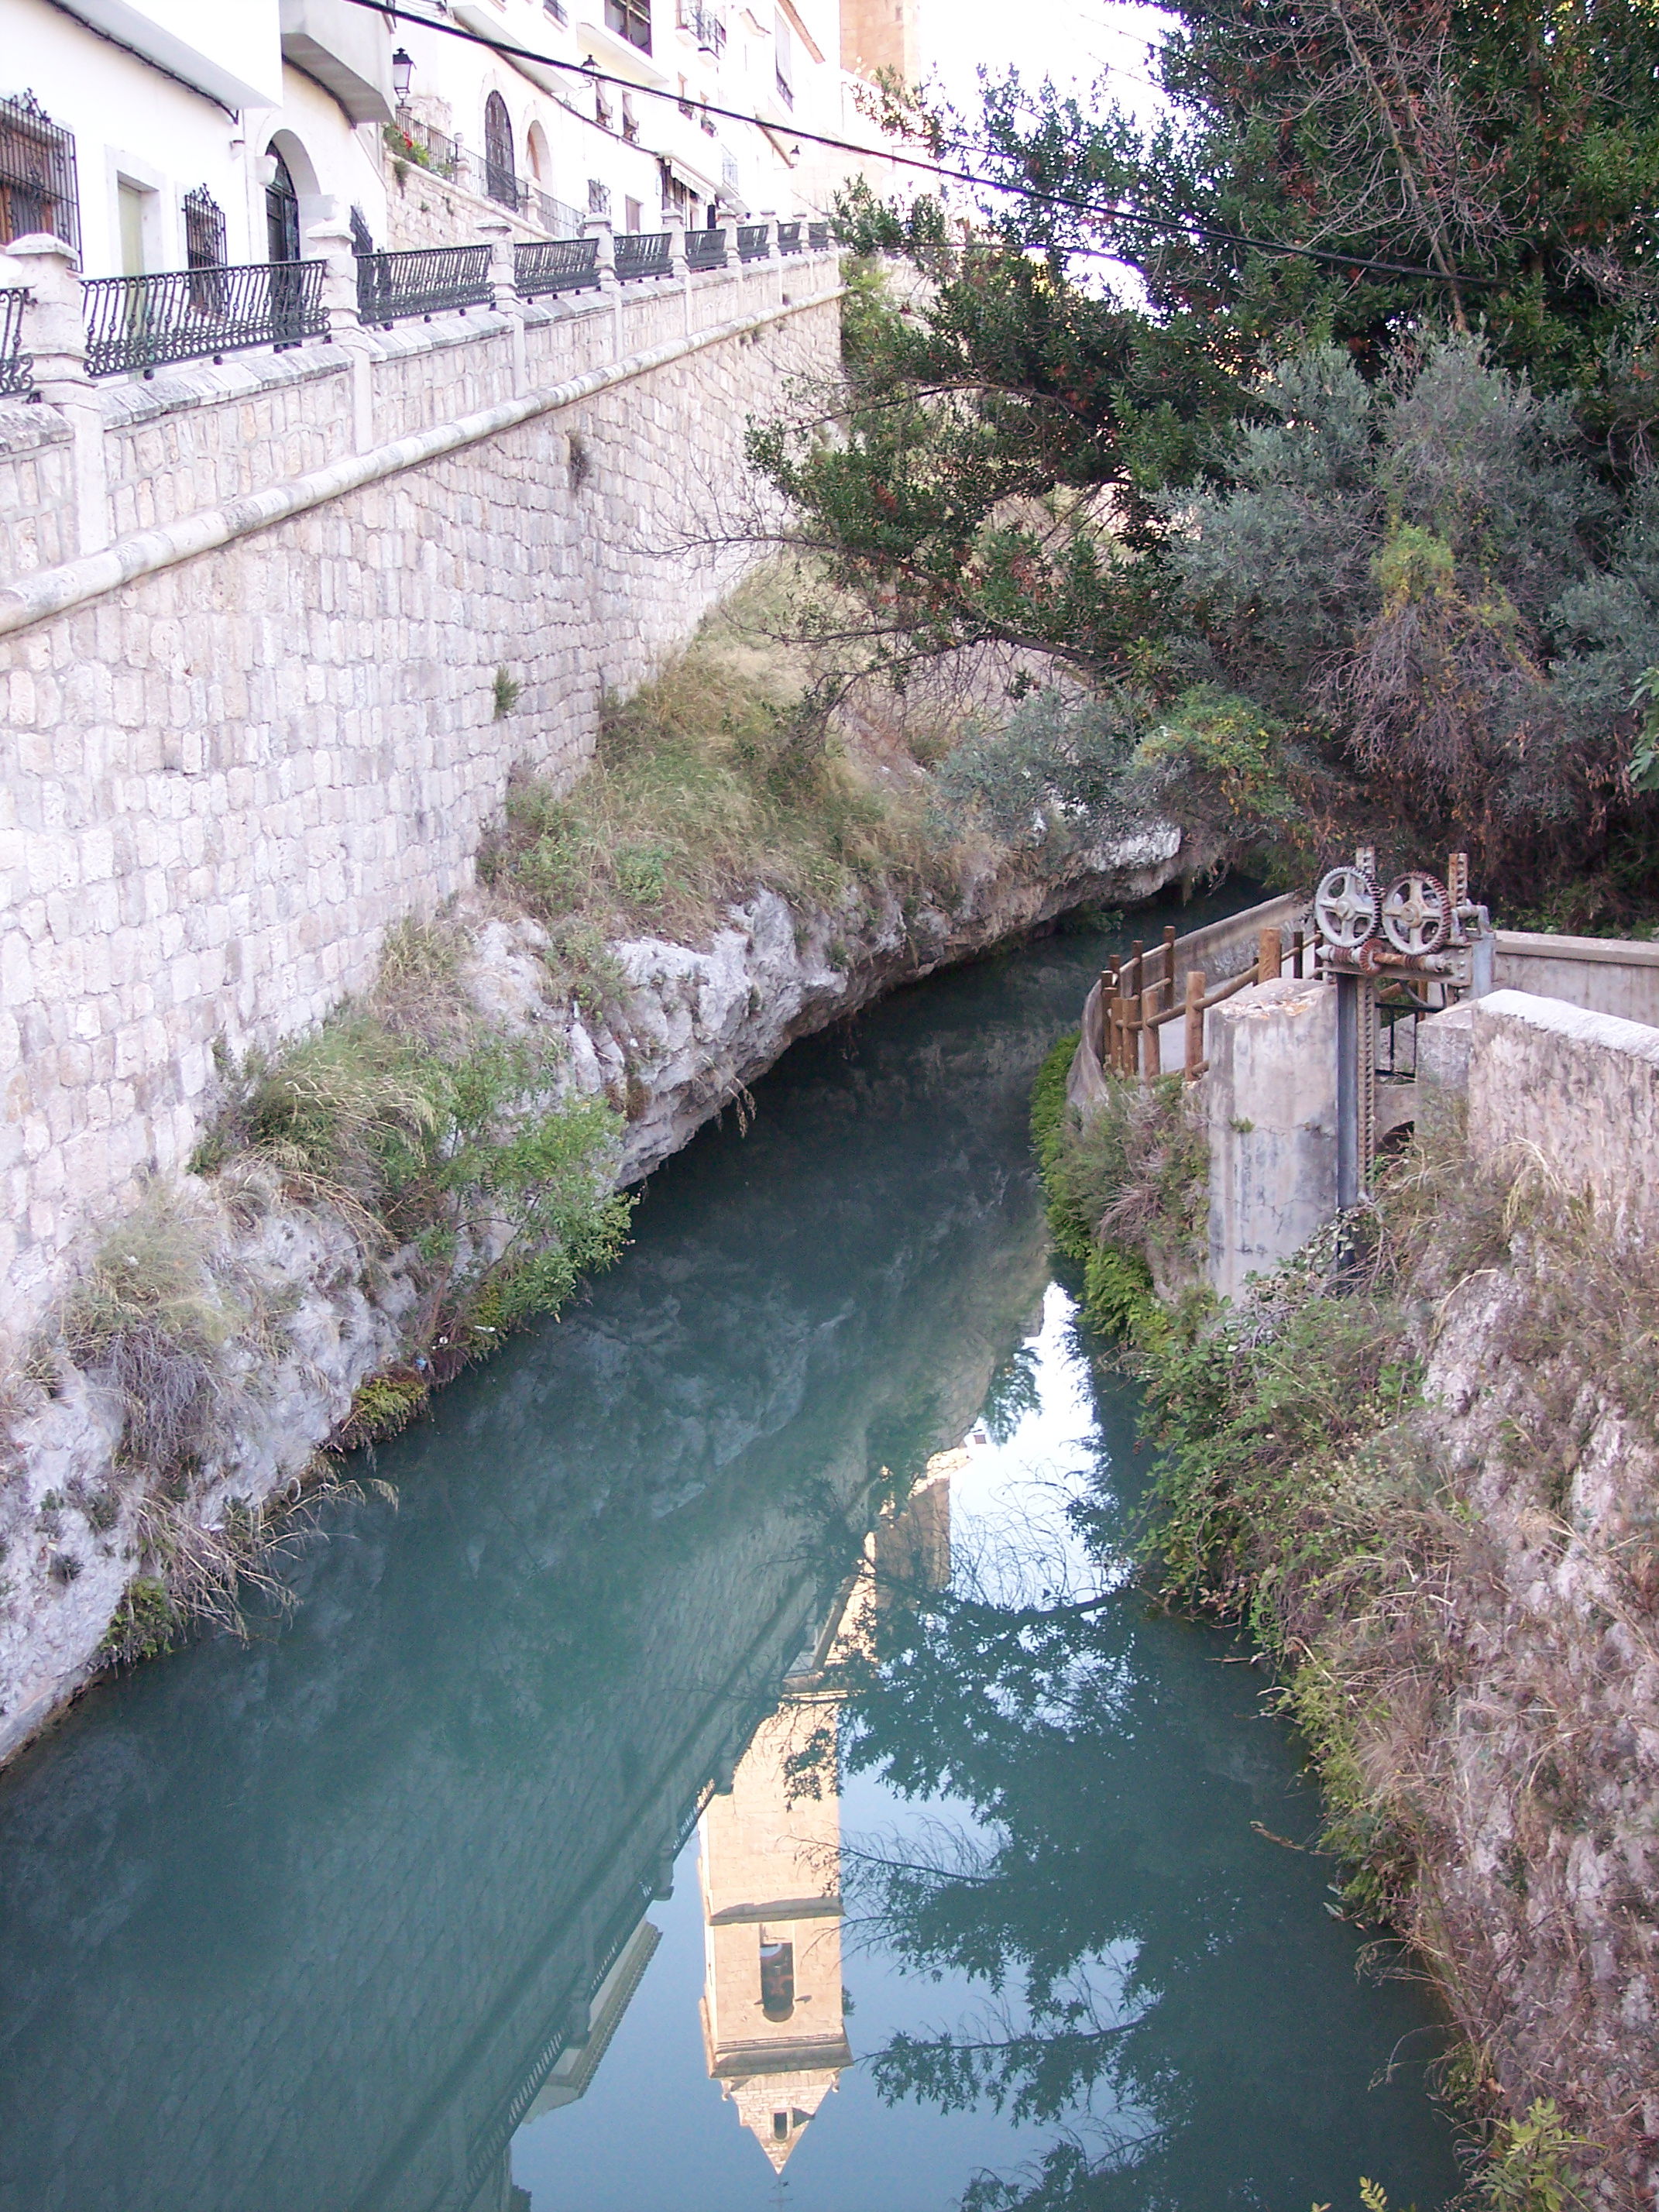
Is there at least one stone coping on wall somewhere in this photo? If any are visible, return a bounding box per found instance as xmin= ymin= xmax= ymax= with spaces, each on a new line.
xmin=0 ymin=265 xmax=843 ymax=637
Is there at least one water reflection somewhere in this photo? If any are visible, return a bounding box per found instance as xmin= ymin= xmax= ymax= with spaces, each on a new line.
xmin=700 ymin=1463 xmax=952 ymax=2173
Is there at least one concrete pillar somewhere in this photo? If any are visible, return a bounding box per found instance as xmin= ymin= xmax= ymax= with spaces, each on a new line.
xmin=9 ymin=232 xmax=108 ymax=555
xmin=583 ymin=213 xmax=620 ymax=354
xmin=304 ymin=215 xmax=374 ymax=452
xmin=476 ymin=214 xmax=525 ymax=391
xmin=1206 ymin=976 xmax=1338 ymax=1304
xmin=661 ymin=205 xmax=690 ymax=334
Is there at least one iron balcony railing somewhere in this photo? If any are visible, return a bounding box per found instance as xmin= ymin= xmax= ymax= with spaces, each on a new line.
xmin=808 ymin=220 xmax=831 ymax=251
xmin=357 ymin=242 xmax=492 ymax=327
xmin=615 ymin=231 xmax=672 ymax=282
xmin=775 ymin=220 xmax=802 ymax=256
xmin=685 ymin=226 xmax=727 ymax=272
xmin=534 ymin=188 xmax=585 ymax=239
xmin=483 ymin=159 xmax=529 ymax=215
xmin=737 ymin=222 xmax=770 ymax=262
xmin=81 ymin=259 xmax=326 ymax=380
xmin=0 ymin=289 xmax=31 ymax=398
xmin=514 ymin=237 xmax=600 ymax=297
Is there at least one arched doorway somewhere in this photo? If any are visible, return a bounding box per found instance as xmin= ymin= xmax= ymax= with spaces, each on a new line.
xmin=264 ymin=147 xmax=300 ymax=261
xmin=483 ymin=91 xmax=518 ymax=209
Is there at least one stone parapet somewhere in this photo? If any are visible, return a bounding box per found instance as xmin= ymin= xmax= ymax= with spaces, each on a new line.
xmin=1468 ymin=989 xmax=1659 ymax=1233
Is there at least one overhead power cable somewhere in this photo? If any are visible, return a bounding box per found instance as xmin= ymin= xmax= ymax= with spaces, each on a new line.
xmin=345 ymin=0 xmax=1502 ymax=290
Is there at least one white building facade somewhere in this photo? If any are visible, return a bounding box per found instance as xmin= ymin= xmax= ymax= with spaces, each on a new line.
xmin=4 ymin=0 xmax=872 ymax=300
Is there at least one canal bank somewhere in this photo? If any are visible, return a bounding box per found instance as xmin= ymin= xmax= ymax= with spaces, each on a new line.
xmin=0 ymin=906 xmax=1462 ymax=2212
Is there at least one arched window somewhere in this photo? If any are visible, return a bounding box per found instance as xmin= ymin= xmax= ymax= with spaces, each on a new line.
xmin=483 ymin=92 xmax=518 ymax=210
xmin=526 ymin=120 xmax=550 ymax=184
xmin=264 ymin=148 xmax=300 ymax=261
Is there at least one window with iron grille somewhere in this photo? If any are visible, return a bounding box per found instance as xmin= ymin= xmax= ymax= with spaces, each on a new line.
xmin=0 ymin=91 xmax=80 ymax=253
xmin=604 ymin=0 xmax=651 ymax=53
xmin=587 ymin=177 xmax=611 ymax=216
xmin=483 ymin=91 xmax=519 ymax=210
xmin=184 ymin=185 xmax=226 ymax=272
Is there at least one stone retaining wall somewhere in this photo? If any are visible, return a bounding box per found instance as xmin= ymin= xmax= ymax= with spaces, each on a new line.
xmin=0 ymin=252 xmax=843 ymax=1342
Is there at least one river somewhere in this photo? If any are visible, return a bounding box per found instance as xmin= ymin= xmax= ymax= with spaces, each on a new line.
xmin=0 ymin=899 xmax=1462 ymax=2212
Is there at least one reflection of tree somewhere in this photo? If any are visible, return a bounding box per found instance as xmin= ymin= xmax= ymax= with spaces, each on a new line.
xmin=809 ymin=1512 xmax=1456 ymax=2212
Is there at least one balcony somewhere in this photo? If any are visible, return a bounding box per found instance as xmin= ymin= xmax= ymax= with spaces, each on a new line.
xmin=80 ymin=259 xmax=328 ymax=380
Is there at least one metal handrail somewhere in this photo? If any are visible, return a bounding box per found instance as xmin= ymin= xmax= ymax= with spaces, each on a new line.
xmin=615 ymin=231 xmax=672 ymax=282
xmin=737 ymin=222 xmax=770 ymax=262
xmin=0 ymin=290 xmax=32 ymax=398
xmin=356 ymin=243 xmax=492 ymax=326
xmin=81 ymin=259 xmax=327 ymax=380
xmin=514 ymin=237 xmax=600 ymax=297
xmin=685 ymin=227 xmax=727 ymax=272
xmin=808 ymin=221 xmax=831 ymax=250
xmin=775 ymin=221 xmax=802 ymax=256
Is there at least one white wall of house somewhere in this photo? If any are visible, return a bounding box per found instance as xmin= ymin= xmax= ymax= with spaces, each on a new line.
xmin=6 ymin=0 xmax=389 ymax=278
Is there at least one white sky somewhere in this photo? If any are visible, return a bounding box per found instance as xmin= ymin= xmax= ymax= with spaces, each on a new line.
xmin=921 ymin=0 xmax=1174 ymax=126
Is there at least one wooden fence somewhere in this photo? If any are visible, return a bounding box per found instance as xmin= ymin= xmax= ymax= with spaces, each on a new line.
xmin=1069 ymin=894 xmax=1310 ymax=1111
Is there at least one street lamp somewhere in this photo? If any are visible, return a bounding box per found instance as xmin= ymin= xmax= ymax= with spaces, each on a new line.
xmin=392 ymin=48 xmax=414 ymax=101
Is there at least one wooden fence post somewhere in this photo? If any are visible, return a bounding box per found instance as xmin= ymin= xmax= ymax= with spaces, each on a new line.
xmin=1184 ymin=969 xmax=1206 ymax=1080
xmin=1257 ymin=926 xmax=1282 ymax=982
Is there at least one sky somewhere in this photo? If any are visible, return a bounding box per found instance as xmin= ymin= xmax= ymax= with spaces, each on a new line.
xmin=921 ymin=0 xmax=1174 ymax=127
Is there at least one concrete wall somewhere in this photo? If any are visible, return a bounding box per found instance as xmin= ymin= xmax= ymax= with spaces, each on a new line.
xmin=1466 ymin=990 xmax=1659 ymax=1231
xmin=1492 ymin=929 xmax=1659 ymax=1026
xmin=1205 ymin=976 xmax=1338 ymax=1304
xmin=0 ymin=252 xmax=842 ymax=1342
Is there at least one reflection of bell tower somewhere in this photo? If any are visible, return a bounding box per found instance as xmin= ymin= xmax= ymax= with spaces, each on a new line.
xmin=699 ymin=1696 xmax=850 ymax=2171
xmin=698 ymin=1456 xmax=955 ymax=2173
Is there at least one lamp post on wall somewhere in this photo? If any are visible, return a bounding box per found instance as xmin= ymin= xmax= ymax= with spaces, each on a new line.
xmin=392 ymin=48 xmax=414 ymax=115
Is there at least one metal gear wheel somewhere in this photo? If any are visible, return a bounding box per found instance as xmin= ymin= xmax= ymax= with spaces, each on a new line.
xmin=1379 ymin=872 xmax=1451 ymax=957
xmin=1314 ymin=864 xmax=1380 ymax=949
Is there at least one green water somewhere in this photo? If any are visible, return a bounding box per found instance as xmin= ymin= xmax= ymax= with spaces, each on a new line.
xmin=0 ymin=902 xmax=1462 ymax=2212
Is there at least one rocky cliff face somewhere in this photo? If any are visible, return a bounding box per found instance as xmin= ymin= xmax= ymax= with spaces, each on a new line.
xmin=1394 ymin=1243 xmax=1659 ymax=2205
xmin=0 ymin=823 xmax=1187 ymax=1767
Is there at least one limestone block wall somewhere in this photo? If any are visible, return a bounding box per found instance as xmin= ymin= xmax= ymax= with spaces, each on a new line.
xmin=0 ymin=252 xmax=843 ymax=1345
xmin=0 ymin=402 xmax=76 ymax=579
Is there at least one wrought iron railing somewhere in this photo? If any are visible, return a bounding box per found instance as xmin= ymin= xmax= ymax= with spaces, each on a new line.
xmin=775 ymin=220 xmax=802 ymax=256
xmin=737 ymin=223 xmax=771 ymax=262
xmin=483 ymin=159 xmax=528 ymax=215
xmin=0 ymin=289 xmax=31 ymax=398
xmin=356 ymin=243 xmax=492 ymax=326
xmin=808 ymin=220 xmax=832 ymax=251
xmin=534 ymin=188 xmax=585 ymax=239
xmin=685 ymin=227 xmax=728 ymax=272
xmin=615 ymin=231 xmax=672 ymax=282
xmin=514 ymin=237 xmax=600 ymax=297
xmin=81 ymin=259 xmax=326 ymax=380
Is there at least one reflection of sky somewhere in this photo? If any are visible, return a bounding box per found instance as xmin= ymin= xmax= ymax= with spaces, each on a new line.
xmin=511 ymin=1283 xmax=1141 ymax=2212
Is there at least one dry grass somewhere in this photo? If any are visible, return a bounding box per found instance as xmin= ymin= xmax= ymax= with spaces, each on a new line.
xmin=56 ymin=1184 xmax=275 ymax=1482
xmin=478 ymin=566 xmax=962 ymax=967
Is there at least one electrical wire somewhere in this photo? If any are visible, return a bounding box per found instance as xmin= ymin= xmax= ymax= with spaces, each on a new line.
xmin=346 ymin=0 xmax=1503 ymax=289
